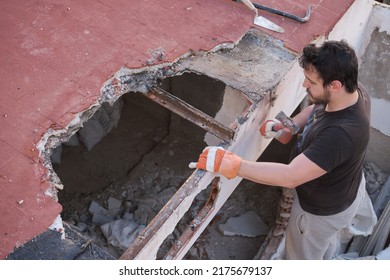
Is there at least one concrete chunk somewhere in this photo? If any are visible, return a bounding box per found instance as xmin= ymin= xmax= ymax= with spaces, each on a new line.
xmin=376 ymin=247 xmax=390 ymax=260
xmin=89 ymin=201 xmax=117 ymax=225
xmin=101 ymin=219 xmax=145 ymax=250
xmin=92 ymin=212 xmax=114 ymax=225
xmin=89 ymin=201 xmax=107 ymax=216
xmin=136 ymin=195 xmax=157 ymax=209
xmin=218 ymin=211 xmax=269 ymax=237
xmin=107 ymin=196 xmax=122 ymax=210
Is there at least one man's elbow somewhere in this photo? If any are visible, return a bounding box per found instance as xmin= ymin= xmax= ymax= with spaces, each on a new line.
xmin=279 ymin=176 xmax=301 ymax=189
xmin=280 ymin=182 xmax=298 ymax=189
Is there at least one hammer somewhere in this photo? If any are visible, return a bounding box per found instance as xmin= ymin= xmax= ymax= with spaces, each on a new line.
xmin=275 ymin=111 xmax=300 ymax=135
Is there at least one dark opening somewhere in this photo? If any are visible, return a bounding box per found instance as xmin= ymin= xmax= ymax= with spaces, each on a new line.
xmin=51 ymin=72 xmax=251 ymax=258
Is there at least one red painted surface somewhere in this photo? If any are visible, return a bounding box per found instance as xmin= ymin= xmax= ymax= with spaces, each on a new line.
xmin=0 ymin=0 xmax=354 ymax=259
xmin=250 ymin=0 xmax=355 ymax=51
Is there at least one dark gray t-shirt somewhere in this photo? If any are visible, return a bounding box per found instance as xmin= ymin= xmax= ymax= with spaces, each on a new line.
xmin=291 ymin=85 xmax=371 ymax=215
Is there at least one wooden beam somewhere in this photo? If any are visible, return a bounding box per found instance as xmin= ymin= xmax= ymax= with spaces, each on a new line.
xmin=144 ymin=86 xmax=235 ymax=142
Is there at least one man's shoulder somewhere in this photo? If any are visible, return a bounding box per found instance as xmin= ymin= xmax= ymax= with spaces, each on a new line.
xmin=358 ymin=82 xmax=371 ymax=105
xmin=358 ymin=81 xmax=369 ymax=95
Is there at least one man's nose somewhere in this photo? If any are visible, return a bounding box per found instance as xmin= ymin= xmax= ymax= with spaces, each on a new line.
xmin=303 ymin=78 xmax=310 ymax=88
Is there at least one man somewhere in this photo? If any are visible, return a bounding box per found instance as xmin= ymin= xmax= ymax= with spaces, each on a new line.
xmin=189 ymin=40 xmax=377 ymax=259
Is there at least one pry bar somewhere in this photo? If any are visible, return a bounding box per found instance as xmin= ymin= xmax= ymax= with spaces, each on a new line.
xmin=253 ymin=3 xmax=311 ymax=23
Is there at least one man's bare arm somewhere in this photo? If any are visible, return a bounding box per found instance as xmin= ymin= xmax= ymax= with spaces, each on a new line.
xmin=238 ymin=152 xmax=326 ymax=188
xmin=293 ymin=104 xmax=314 ymax=129
xmin=276 ymin=104 xmax=314 ymax=144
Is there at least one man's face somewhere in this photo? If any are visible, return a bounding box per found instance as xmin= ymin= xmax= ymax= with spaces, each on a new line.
xmin=302 ymin=66 xmax=330 ymax=104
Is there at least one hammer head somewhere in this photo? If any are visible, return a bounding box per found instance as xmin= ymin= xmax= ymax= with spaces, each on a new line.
xmin=275 ymin=111 xmax=300 ymax=135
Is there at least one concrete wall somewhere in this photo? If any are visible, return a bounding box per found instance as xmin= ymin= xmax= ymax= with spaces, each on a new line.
xmin=204 ymin=86 xmax=250 ymax=146
xmin=359 ymin=17 xmax=390 ymax=172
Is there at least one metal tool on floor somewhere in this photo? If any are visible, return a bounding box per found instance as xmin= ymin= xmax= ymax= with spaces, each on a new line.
xmin=239 ymin=0 xmax=284 ymax=33
xmin=252 ymin=2 xmax=311 ymax=23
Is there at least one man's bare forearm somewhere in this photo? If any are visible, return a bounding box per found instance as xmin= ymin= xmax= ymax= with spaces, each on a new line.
xmin=275 ymin=104 xmax=313 ymax=144
xmin=237 ymin=152 xmax=326 ymax=189
xmin=293 ymin=104 xmax=314 ymax=129
xmin=238 ymin=160 xmax=297 ymax=188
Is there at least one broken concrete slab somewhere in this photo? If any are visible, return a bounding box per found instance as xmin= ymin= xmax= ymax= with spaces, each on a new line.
xmin=336 ymin=246 xmax=390 ymax=260
xmin=91 ymin=213 xmax=114 ymax=226
xmin=89 ymin=201 xmax=107 ymax=216
xmin=135 ymin=195 xmax=157 ymax=209
xmin=101 ymin=219 xmax=145 ymax=250
xmin=335 ymin=252 xmax=376 ymax=260
xmin=218 ymin=211 xmax=269 ymax=237
xmin=134 ymin=205 xmax=155 ymax=225
xmin=176 ymin=30 xmax=296 ymax=102
xmin=376 ymin=246 xmax=390 ymax=260
xmin=123 ymin=212 xmax=134 ymax=221
xmin=89 ymin=201 xmax=119 ymax=225
xmin=107 ymin=196 xmax=122 ymax=210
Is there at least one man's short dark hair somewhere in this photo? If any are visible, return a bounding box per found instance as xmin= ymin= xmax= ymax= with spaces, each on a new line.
xmin=299 ymin=40 xmax=358 ymax=93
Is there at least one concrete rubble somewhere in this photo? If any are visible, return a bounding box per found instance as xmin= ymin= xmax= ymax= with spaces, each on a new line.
xmin=336 ymin=162 xmax=390 ymax=260
xmin=218 ymin=211 xmax=269 ymax=237
xmin=337 ymin=246 xmax=390 ymax=260
xmin=61 ymin=166 xmax=192 ymax=257
xmin=58 ymin=132 xmax=390 ymax=259
xmin=364 ymin=161 xmax=389 ymax=205
xmin=376 ymin=247 xmax=390 ymax=260
xmin=101 ymin=219 xmax=145 ymax=250
xmin=32 ymin=157 xmax=390 ymax=259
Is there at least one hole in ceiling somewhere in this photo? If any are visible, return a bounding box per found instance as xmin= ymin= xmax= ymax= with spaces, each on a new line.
xmin=51 ymin=72 xmax=251 ymax=258
xmin=43 ymin=30 xmax=303 ymax=259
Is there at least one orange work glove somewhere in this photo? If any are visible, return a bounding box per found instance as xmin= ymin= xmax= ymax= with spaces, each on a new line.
xmin=189 ymin=147 xmax=242 ymax=179
xmin=259 ymin=119 xmax=284 ymax=139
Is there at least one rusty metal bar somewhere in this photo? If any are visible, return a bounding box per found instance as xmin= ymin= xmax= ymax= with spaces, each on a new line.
xmin=164 ymin=178 xmax=220 ymax=260
xmin=254 ymin=188 xmax=293 ymax=260
xmin=144 ymin=86 xmax=235 ymax=142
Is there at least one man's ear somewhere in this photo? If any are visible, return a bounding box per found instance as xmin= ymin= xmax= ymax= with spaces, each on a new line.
xmin=329 ymin=80 xmax=343 ymax=92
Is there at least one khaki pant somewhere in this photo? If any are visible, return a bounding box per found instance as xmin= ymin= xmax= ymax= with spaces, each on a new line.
xmin=285 ymin=175 xmax=377 ymax=260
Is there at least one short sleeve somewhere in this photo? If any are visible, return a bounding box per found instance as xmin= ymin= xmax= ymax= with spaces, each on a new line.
xmin=303 ymin=127 xmax=354 ymax=172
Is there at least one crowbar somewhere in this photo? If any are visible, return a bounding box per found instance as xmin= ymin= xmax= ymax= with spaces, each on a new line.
xmin=239 ymin=0 xmax=284 ymax=33
xmin=253 ymin=3 xmax=311 ymax=23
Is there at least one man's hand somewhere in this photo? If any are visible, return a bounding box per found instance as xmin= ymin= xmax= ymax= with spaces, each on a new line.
xmin=259 ymin=119 xmax=284 ymax=139
xmin=189 ymin=146 xmax=242 ymax=179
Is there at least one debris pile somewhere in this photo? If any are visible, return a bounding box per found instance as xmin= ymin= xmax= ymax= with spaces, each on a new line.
xmin=61 ymin=164 xmax=206 ymax=258
xmin=364 ymin=161 xmax=389 ymax=203
xmin=342 ymin=161 xmax=390 ymax=259
xmin=61 ymin=157 xmax=389 ymax=260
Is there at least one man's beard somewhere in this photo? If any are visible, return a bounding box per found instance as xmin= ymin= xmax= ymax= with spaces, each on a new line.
xmin=307 ymin=88 xmax=330 ymax=105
